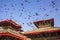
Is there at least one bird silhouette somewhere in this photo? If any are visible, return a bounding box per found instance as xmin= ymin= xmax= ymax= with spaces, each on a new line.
xmin=45 ymin=14 xmax=49 ymax=17
xmin=30 ymin=22 xmax=32 ymax=24
xmin=51 ymin=1 xmax=56 ymax=8
xmin=21 ymin=3 xmax=24 ymax=6
xmin=22 ymin=22 xmax=24 ymax=24
xmin=28 ymin=15 xmax=31 ymax=17
xmin=15 ymin=4 xmax=17 ymax=6
xmin=24 ymin=0 xmax=30 ymax=3
xmin=35 ymin=12 xmax=39 ymax=16
xmin=11 ymin=4 xmax=14 ymax=7
xmin=43 ymin=8 xmax=46 ymax=11
xmin=55 ymin=8 xmax=58 ymax=11
xmin=36 ymin=0 xmax=39 ymax=2
xmin=10 ymin=16 xmax=12 ymax=19
xmin=27 ymin=23 xmax=31 ymax=26
xmin=5 ymin=8 xmax=9 ymax=10
xmin=24 ymin=0 xmax=28 ymax=2
xmin=19 ymin=13 xmax=22 ymax=17
xmin=4 ymin=4 xmax=7 ymax=7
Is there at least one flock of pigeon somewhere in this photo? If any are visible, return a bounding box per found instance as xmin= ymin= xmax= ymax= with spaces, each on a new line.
xmin=0 ymin=0 xmax=59 ymax=31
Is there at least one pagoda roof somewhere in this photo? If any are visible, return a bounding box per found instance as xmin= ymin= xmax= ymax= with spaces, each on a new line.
xmin=23 ymin=27 xmax=60 ymax=35
xmin=33 ymin=18 xmax=54 ymax=28
xmin=0 ymin=32 xmax=26 ymax=40
xmin=0 ymin=20 xmax=21 ymax=29
xmin=0 ymin=28 xmax=26 ymax=39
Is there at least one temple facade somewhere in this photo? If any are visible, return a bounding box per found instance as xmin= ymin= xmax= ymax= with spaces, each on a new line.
xmin=0 ymin=18 xmax=60 ymax=40
xmin=0 ymin=20 xmax=27 ymax=40
xmin=23 ymin=18 xmax=60 ymax=40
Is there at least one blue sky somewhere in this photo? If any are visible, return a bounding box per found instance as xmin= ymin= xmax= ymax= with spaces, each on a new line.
xmin=0 ymin=0 xmax=60 ymax=31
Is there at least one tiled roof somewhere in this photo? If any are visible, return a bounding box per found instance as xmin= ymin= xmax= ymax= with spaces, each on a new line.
xmin=23 ymin=27 xmax=60 ymax=35
xmin=0 ymin=20 xmax=22 ymax=30
xmin=33 ymin=18 xmax=54 ymax=28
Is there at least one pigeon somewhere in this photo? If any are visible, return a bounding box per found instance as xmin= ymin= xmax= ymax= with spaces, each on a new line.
xmin=21 ymin=9 xmax=23 ymax=11
xmin=27 ymin=23 xmax=31 ymax=26
xmin=11 ymin=4 xmax=14 ymax=7
xmin=28 ymin=15 xmax=31 ymax=17
xmin=52 ymin=1 xmax=55 ymax=5
xmin=13 ymin=8 xmax=15 ymax=10
xmin=5 ymin=8 xmax=7 ymax=10
xmin=19 ymin=13 xmax=22 ymax=17
xmin=25 ymin=0 xmax=28 ymax=2
xmin=36 ymin=0 xmax=39 ymax=2
xmin=21 ymin=3 xmax=24 ymax=6
xmin=5 ymin=8 xmax=9 ymax=10
xmin=43 ymin=8 xmax=46 ymax=11
xmin=4 ymin=4 xmax=7 ymax=7
xmin=24 ymin=0 xmax=30 ymax=3
xmin=22 ymin=23 xmax=24 ymax=24
xmin=28 ymin=17 xmax=30 ymax=19
xmin=10 ymin=16 xmax=13 ymax=19
xmin=45 ymin=14 xmax=49 ymax=17
xmin=39 ymin=8 xmax=41 ymax=10
xmin=15 ymin=4 xmax=17 ymax=6
xmin=29 ymin=22 xmax=32 ymax=25
xmin=55 ymin=8 xmax=58 ymax=11
xmin=22 ymin=7 xmax=25 ymax=9
xmin=35 ymin=12 xmax=39 ymax=16
xmin=7 ymin=8 xmax=9 ymax=10
xmin=51 ymin=1 xmax=56 ymax=8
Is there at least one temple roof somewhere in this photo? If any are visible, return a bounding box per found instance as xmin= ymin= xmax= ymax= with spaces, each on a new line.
xmin=33 ymin=18 xmax=54 ymax=28
xmin=0 ymin=32 xmax=26 ymax=40
xmin=23 ymin=27 xmax=60 ymax=35
xmin=0 ymin=20 xmax=22 ymax=30
xmin=22 ymin=18 xmax=60 ymax=35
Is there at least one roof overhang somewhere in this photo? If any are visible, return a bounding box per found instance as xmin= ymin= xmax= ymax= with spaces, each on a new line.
xmin=0 ymin=32 xmax=26 ymax=40
xmin=33 ymin=18 xmax=54 ymax=28
xmin=0 ymin=20 xmax=22 ymax=31
xmin=23 ymin=27 xmax=60 ymax=36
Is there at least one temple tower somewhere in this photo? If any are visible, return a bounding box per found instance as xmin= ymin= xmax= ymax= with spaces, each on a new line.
xmin=0 ymin=20 xmax=26 ymax=40
xmin=23 ymin=18 xmax=60 ymax=40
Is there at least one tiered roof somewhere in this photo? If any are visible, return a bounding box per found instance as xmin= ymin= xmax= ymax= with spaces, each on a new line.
xmin=23 ymin=18 xmax=60 ymax=36
xmin=23 ymin=27 xmax=60 ymax=35
xmin=0 ymin=20 xmax=22 ymax=31
xmin=33 ymin=18 xmax=54 ymax=28
xmin=0 ymin=20 xmax=26 ymax=40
